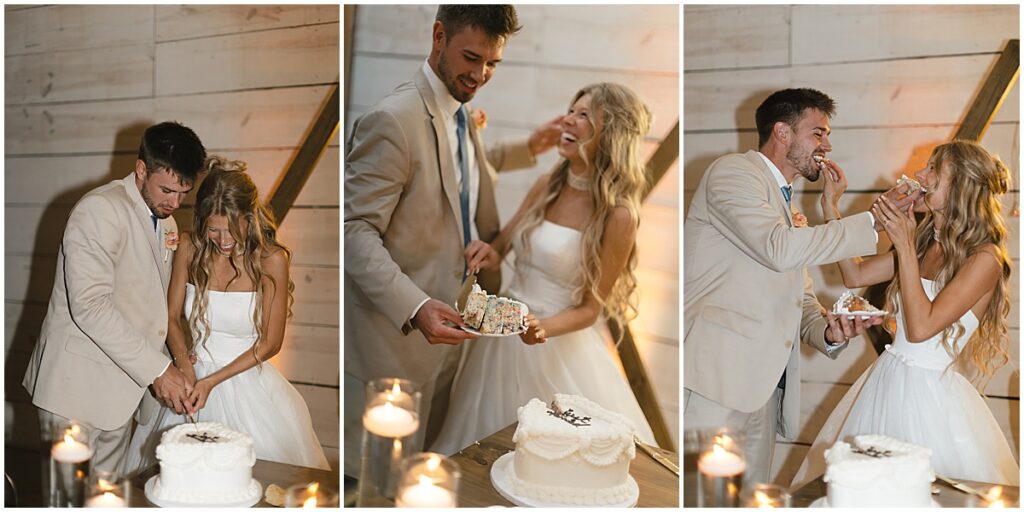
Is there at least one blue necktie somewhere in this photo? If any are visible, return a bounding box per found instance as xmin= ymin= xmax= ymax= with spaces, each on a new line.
xmin=151 ymin=214 xmax=158 ymax=232
xmin=781 ymin=185 xmax=793 ymax=207
xmin=455 ymin=106 xmax=471 ymax=247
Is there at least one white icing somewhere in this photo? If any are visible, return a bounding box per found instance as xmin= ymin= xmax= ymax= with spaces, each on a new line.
xmin=510 ymin=394 xmax=636 ymax=505
xmin=824 ymin=435 xmax=934 ymax=508
xmin=153 ymin=422 xmax=260 ymax=504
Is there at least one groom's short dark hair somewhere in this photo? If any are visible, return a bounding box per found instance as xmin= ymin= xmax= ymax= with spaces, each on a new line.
xmin=138 ymin=121 xmax=207 ymax=184
xmin=436 ymin=5 xmax=521 ymax=44
xmin=755 ymin=88 xmax=836 ymax=148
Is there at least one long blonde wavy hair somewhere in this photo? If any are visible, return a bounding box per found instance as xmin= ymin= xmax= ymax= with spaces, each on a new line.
xmin=884 ymin=140 xmax=1012 ymax=387
xmin=512 ymin=83 xmax=651 ymax=339
xmin=188 ymin=156 xmax=294 ymax=367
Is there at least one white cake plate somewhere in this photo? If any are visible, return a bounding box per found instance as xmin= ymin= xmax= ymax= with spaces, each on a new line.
xmin=809 ymin=496 xmax=942 ymax=508
xmin=144 ymin=475 xmax=262 ymax=508
xmin=489 ymin=452 xmax=639 ymax=508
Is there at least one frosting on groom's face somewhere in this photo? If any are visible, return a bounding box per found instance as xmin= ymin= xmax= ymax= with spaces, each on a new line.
xmin=431 ymin=24 xmax=505 ymax=103
xmin=785 ymin=108 xmax=832 ymax=183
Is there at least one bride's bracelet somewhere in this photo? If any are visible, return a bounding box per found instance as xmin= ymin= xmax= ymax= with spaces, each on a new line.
xmin=171 ymin=352 xmax=190 ymax=363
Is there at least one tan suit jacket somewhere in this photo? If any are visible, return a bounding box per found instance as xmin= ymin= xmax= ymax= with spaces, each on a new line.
xmin=683 ymin=150 xmax=877 ymax=437
xmin=23 ymin=174 xmax=176 ymax=431
xmin=343 ymin=68 xmax=534 ymax=466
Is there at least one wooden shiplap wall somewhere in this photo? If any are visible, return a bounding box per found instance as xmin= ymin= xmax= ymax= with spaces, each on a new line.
xmin=4 ymin=5 xmax=341 ymax=469
xmin=346 ymin=5 xmax=680 ymax=446
xmin=684 ymin=4 xmax=1020 ymax=486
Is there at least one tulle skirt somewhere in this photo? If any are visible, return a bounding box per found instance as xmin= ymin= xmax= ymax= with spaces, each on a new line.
xmin=791 ymin=348 xmax=1019 ymax=489
xmin=429 ymin=323 xmax=657 ymax=455
xmin=124 ymin=358 xmax=330 ymax=474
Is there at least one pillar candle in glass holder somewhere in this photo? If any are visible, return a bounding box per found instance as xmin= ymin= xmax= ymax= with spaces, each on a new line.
xmin=85 ymin=471 xmax=129 ymax=508
xmin=358 ymin=378 xmax=422 ymax=506
xmin=967 ymin=485 xmax=1019 ymax=508
xmin=395 ymin=453 xmax=459 ymax=508
xmin=284 ymin=481 xmax=339 ymax=508
xmin=52 ymin=421 xmax=94 ymax=507
xmin=697 ymin=428 xmax=746 ymax=507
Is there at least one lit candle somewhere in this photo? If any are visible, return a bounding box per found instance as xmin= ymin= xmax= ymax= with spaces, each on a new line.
xmin=363 ymin=401 xmax=419 ymax=438
xmin=302 ymin=482 xmax=318 ymax=508
xmin=396 ymin=475 xmax=456 ymax=508
xmin=698 ymin=443 xmax=746 ymax=477
xmin=983 ymin=486 xmax=1007 ymax=508
xmin=52 ymin=433 xmax=93 ymax=463
xmin=85 ymin=491 xmax=125 ymax=508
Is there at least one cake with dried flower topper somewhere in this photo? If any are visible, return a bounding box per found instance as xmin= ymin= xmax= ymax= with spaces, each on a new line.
xmin=824 ymin=435 xmax=935 ymax=508
xmin=149 ymin=422 xmax=261 ymax=505
xmin=506 ymin=394 xmax=638 ymax=505
xmin=461 ymin=283 xmax=528 ymax=335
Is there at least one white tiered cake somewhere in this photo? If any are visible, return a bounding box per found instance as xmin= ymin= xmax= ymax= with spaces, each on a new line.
xmin=150 ymin=422 xmax=262 ymax=505
xmin=823 ymin=435 xmax=935 ymax=507
xmin=504 ymin=394 xmax=638 ymax=506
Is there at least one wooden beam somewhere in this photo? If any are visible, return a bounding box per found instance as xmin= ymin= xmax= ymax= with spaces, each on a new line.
xmin=267 ymin=84 xmax=339 ymax=223
xmin=614 ymin=120 xmax=680 ymax=452
xmin=955 ymin=39 xmax=1019 ymax=142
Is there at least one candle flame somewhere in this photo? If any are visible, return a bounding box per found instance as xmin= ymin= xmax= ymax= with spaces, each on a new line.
xmin=69 ymin=424 xmax=80 ymax=436
xmin=755 ymin=490 xmax=774 ymax=508
xmin=99 ymin=479 xmax=114 ymax=492
xmin=307 ymin=482 xmax=319 ymax=493
xmin=391 ymin=381 xmax=401 ymax=395
xmin=426 ymin=454 xmax=441 ymax=471
xmin=711 ymin=443 xmax=727 ymax=456
xmin=302 ymin=496 xmax=317 ymax=508
xmin=418 ymin=475 xmax=435 ymax=487
xmin=64 ymin=433 xmax=75 ymax=444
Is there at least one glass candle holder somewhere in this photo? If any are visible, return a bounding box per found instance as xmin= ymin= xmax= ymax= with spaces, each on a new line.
xmin=84 ymin=471 xmax=128 ymax=507
xmin=697 ymin=427 xmax=746 ymax=507
xmin=357 ymin=378 xmax=421 ymax=506
xmin=50 ymin=420 xmax=93 ymax=507
xmin=741 ymin=483 xmax=790 ymax=508
xmin=395 ymin=453 xmax=459 ymax=508
xmin=284 ymin=482 xmax=339 ymax=507
xmin=966 ymin=485 xmax=1019 ymax=508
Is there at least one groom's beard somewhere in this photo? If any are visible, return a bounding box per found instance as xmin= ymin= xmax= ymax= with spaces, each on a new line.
xmin=141 ymin=186 xmax=173 ymax=219
xmin=437 ymin=51 xmax=477 ymax=103
xmin=787 ymin=145 xmax=821 ymax=182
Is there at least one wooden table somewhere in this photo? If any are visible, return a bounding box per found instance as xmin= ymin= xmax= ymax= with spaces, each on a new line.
xmin=448 ymin=423 xmax=679 ymax=507
xmin=130 ymin=459 xmax=340 ymax=507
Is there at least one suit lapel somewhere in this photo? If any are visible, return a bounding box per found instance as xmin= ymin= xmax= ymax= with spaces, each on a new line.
xmin=121 ymin=175 xmax=169 ymax=287
xmin=744 ymin=151 xmax=794 ymax=227
xmin=467 ymin=110 xmax=497 ymax=239
xmin=415 ymin=70 xmax=465 ymax=244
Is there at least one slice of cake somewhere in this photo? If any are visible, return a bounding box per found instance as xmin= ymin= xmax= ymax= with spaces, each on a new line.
xmin=508 ymin=394 xmax=637 ymax=506
xmin=824 ymin=435 xmax=935 ymax=508
xmin=151 ymin=422 xmax=261 ymax=505
xmin=897 ymin=174 xmax=926 ymax=194
xmin=832 ymin=290 xmax=883 ymax=315
xmin=460 ymin=284 xmax=528 ymax=335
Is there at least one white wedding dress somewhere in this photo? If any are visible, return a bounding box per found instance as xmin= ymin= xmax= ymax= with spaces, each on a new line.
xmin=124 ymin=283 xmax=330 ymax=474
xmin=791 ymin=278 xmax=1019 ymax=489
xmin=430 ymin=220 xmax=657 ymax=455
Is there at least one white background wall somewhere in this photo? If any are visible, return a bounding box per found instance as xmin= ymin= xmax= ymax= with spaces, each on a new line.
xmin=346 ymin=4 xmax=680 ymax=446
xmin=685 ymin=4 xmax=1020 ymax=485
xmin=5 ymin=4 xmax=341 ymax=469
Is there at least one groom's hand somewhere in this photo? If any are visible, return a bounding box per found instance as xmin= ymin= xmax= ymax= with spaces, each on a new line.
xmin=825 ymin=311 xmax=884 ymax=345
xmin=412 ymin=299 xmax=477 ymax=345
xmin=152 ymin=365 xmax=194 ymax=415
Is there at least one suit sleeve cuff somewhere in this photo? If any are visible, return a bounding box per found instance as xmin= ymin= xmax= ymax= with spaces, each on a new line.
xmin=866 ymin=211 xmax=878 ymax=242
xmin=405 ymin=298 xmax=431 ymax=332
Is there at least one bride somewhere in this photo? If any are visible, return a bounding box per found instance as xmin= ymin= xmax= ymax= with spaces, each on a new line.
xmin=430 ymin=82 xmax=657 ymax=455
xmin=125 ymin=157 xmax=329 ymax=472
xmin=791 ymin=140 xmax=1018 ymax=488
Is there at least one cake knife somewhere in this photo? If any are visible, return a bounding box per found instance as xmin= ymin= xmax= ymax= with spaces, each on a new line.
xmin=455 ymin=271 xmax=477 ymax=313
xmin=935 ymin=473 xmax=987 ymax=500
xmin=634 ymin=436 xmax=679 ymax=476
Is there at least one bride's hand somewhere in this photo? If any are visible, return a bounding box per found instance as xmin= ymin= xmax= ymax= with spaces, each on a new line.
xmin=519 ymin=314 xmax=547 ymax=345
xmin=872 ymin=195 xmax=917 ymax=250
xmin=188 ymin=378 xmax=216 ymax=412
xmin=464 ymin=240 xmax=501 ymax=274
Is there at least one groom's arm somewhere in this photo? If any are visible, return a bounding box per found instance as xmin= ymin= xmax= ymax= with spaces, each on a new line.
xmin=344 ymin=109 xmax=431 ymax=332
xmin=798 ymin=270 xmax=846 ymax=359
xmin=62 ymin=194 xmax=170 ymax=387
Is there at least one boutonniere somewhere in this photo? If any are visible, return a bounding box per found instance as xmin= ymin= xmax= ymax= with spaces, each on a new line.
xmin=471 ymin=108 xmax=487 ymax=131
xmin=792 ymin=207 xmax=809 ymax=228
xmin=164 ymin=229 xmax=179 ymax=261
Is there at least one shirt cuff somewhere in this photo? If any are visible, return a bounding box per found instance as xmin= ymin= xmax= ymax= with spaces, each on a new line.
xmin=866 ymin=211 xmax=879 ymax=242
xmin=408 ymin=297 xmax=431 ymax=328
xmin=153 ymin=360 xmax=172 ymax=385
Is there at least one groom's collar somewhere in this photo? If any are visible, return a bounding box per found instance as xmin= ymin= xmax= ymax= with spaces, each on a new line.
xmin=422 ymin=60 xmax=462 ymax=120
xmin=756 ymin=151 xmax=790 ymax=190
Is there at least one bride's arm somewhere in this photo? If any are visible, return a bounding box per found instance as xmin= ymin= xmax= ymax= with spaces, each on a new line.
xmin=525 ymin=206 xmax=635 ymax=342
xmin=188 ymin=249 xmax=290 ymax=410
xmin=466 ymin=172 xmax=550 ymax=273
xmin=876 ymin=197 xmax=1001 ymax=342
xmin=166 ymin=235 xmax=196 ymax=386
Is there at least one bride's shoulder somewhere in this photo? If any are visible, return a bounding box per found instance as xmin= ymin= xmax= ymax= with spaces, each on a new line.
xmin=260 ymin=245 xmax=290 ymax=267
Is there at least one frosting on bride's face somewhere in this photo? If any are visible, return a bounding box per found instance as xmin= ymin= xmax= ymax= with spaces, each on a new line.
xmin=558 ymin=93 xmax=602 ymax=166
xmin=207 ymin=214 xmax=248 ymax=256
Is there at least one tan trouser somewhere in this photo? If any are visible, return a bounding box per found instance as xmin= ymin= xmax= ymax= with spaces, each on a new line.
xmin=683 ymin=387 xmax=783 ymax=486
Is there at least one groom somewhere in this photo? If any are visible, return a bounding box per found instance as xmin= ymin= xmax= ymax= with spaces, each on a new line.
xmin=22 ymin=121 xmax=206 ymax=478
xmin=683 ymin=88 xmax=916 ymax=484
xmin=344 ymin=5 xmax=563 ymax=476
